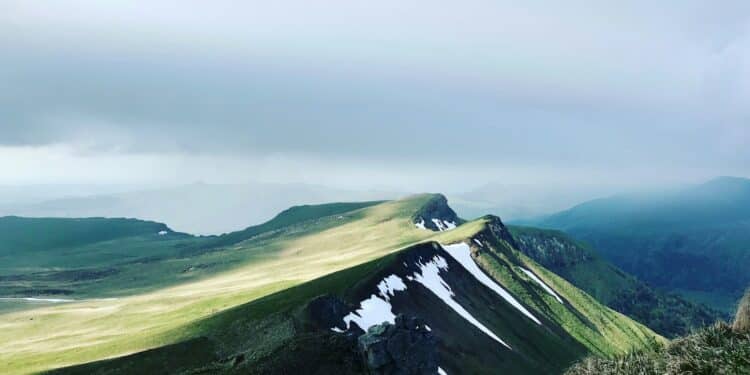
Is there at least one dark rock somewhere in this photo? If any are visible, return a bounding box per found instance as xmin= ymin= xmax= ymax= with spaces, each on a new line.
xmin=305 ymin=294 xmax=354 ymax=332
xmin=413 ymin=194 xmax=461 ymax=232
xmin=232 ymin=353 xmax=245 ymax=366
xmin=358 ymin=315 xmax=438 ymax=375
xmin=483 ymin=215 xmax=520 ymax=249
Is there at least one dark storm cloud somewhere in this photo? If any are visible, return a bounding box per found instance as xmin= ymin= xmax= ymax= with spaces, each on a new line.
xmin=1 ymin=0 xmax=748 ymax=177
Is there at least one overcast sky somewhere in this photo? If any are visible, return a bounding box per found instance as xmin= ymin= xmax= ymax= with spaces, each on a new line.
xmin=2 ymin=1 xmax=749 ymax=192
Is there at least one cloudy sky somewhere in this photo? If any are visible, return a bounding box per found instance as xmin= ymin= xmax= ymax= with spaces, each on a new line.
xmin=2 ymin=0 xmax=749 ymax=192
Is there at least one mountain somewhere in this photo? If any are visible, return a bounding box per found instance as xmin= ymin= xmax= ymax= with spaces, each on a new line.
xmin=533 ymin=176 xmax=750 ymax=312
xmin=0 ymin=201 xmax=383 ymax=304
xmin=0 ymin=195 xmax=660 ymax=374
xmin=508 ymin=226 xmax=724 ymax=337
xmin=449 ymin=183 xmax=610 ymax=221
xmin=0 ymin=182 xmax=403 ymax=235
xmin=566 ymin=289 xmax=750 ymax=375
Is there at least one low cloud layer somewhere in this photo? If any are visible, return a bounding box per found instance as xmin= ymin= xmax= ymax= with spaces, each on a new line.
xmin=2 ymin=1 xmax=748 ymax=189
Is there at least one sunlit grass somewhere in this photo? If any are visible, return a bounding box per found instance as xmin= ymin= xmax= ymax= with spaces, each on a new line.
xmin=0 ymin=195 xmax=438 ymax=374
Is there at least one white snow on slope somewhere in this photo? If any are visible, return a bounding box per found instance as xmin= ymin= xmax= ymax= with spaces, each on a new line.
xmin=443 ymin=220 xmax=456 ymax=230
xmin=473 ymin=238 xmax=483 ymax=247
xmin=408 ymin=255 xmax=511 ymax=349
xmin=431 ymin=218 xmax=446 ymax=231
xmin=158 ymin=230 xmax=168 ymax=235
xmin=342 ymin=295 xmax=397 ymax=331
xmin=415 ymin=218 xmax=427 ymax=230
xmin=438 ymin=367 xmax=448 ymax=375
xmin=442 ymin=243 xmax=542 ymax=325
xmin=339 ymin=274 xmax=407 ymax=331
xmin=377 ymin=274 xmax=407 ymax=301
xmin=520 ymin=267 xmax=564 ymax=304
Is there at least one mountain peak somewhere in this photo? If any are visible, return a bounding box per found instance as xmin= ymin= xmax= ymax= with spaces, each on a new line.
xmin=412 ymin=194 xmax=462 ymax=231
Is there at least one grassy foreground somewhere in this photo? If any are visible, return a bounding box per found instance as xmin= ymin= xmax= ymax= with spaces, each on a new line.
xmin=565 ymin=289 xmax=750 ymax=374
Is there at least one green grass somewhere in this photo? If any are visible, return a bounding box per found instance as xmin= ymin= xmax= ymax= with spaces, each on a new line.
xmin=565 ymin=322 xmax=750 ymax=375
xmin=533 ymin=177 xmax=750 ymax=313
xmin=0 ymin=195 xmax=438 ymax=374
xmin=566 ymin=289 xmax=750 ymax=375
xmin=0 ymin=195 xmax=663 ymax=374
xmin=472 ymin=220 xmax=661 ymax=357
xmin=509 ymin=225 xmax=725 ymax=338
xmin=50 ymin=217 xmax=661 ymax=375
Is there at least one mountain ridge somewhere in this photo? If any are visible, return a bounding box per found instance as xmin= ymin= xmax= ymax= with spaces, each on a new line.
xmin=530 ymin=177 xmax=750 ymax=312
xmin=0 ymin=194 xmax=661 ymax=374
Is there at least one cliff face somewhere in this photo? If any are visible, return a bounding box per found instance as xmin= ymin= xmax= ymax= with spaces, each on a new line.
xmin=412 ymin=194 xmax=462 ymax=232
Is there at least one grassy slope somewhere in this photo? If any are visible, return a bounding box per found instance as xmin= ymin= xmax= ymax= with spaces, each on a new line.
xmin=52 ymin=217 xmax=661 ymax=375
xmin=508 ymin=225 xmax=724 ymax=338
xmin=464 ymin=218 xmax=660 ymax=357
xmin=1 ymin=195 xmax=660 ymax=374
xmin=535 ymin=177 xmax=750 ymax=312
xmin=0 ymin=195 xmax=436 ymax=374
xmin=0 ymin=201 xmax=384 ymax=301
xmin=566 ymin=291 xmax=750 ymax=375
xmin=0 ymin=217 xmax=172 ymax=271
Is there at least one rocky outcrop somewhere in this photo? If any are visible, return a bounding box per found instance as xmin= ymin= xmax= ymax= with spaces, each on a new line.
xmin=305 ymin=294 xmax=362 ymax=335
xmin=357 ymin=315 xmax=438 ymax=375
xmin=512 ymin=230 xmax=592 ymax=270
xmin=413 ymin=194 xmax=462 ymax=232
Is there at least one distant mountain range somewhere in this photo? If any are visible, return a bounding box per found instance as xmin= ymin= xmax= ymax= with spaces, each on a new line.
xmin=530 ymin=176 xmax=750 ymax=312
xmin=0 ymin=182 xmax=402 ymax=235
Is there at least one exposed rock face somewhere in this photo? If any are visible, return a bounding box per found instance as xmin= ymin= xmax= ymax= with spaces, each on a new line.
xmin=413 ymin=194 xmax=462 ymax=232
xmin=513 ymin=231 xmax=592 ymax=270
xmin=482 ymin=215 xmax=519 ymax=249
xmin=305 ymin=294 xmax=360 ymax=334
xmin=357 ymin=315 xmax=438 ymax=375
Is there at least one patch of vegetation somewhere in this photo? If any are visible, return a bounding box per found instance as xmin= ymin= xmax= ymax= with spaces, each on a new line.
xmin=510 ymin=225 xmax=725 ymax=338
xmin=535 ymin=176 xmax=750 ymax=313
xmin=565 ymin=290 xmax=750 ymax=375
xmin=735 ymin=289 xmax=750 ymax=333
xmin=204 ymin=201 xmax=384 ymax=248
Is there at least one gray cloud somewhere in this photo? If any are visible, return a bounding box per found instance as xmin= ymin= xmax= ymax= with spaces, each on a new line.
xmin=1 ymin=0 xmax=748 ymax=187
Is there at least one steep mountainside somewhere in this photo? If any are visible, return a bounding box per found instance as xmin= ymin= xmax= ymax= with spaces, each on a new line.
xmin=534 ymin=176 xmax=750 ymax=312
xmin=509 ymin=226 xmax=724 ymax=337
xmin=0 ymin=195 xmax=659 ymax=374
xmin=50 ymin=216 xmax=660 ymax=375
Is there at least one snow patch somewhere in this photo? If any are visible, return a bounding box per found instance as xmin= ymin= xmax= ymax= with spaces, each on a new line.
xmin=520 ymin=267 xmax=564 ymax=304
xmin=412 ymin=255 xmax=511 ymax=349
xmin=438 ymin=367 xmax=448 ymax=375
xmin=473 ymin=238 xmax=483 ymax=247
xmin=343 ymin=294 xmax=397 ymax=331
xmin=340 ymin=274 xmax=407 ymax=331
xmin=415 ymin=218 xmax=427 ymax=230
xmin=443 ymin=220 xmax=457 ymax=230
xmin=158 ymin=230 xmax=168 ymax=235
xmin=377 ymin=274 xmax=407 ymax=301
xmin=424 ymin=324 xmax=432 ymax=331
xmin=431 ymin=218 xmax=446 ymax=231
xmin=442 ymin=243 xmax=541 ymax=325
